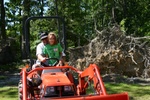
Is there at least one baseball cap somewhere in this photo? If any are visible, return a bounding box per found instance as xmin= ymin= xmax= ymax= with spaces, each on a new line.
xmin=39 ymin=32 xmax=48 ymax=40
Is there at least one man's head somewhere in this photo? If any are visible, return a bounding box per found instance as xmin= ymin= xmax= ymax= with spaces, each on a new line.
xmin=48 ymin=32 xmax=57 ymax=45
xmin=39 ymin=32 xmax=48 ymax=44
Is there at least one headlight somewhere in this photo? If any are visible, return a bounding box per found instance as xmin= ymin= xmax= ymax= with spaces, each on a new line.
xmin=47 ymin=87 xmax=55 ymax=92
xmin=45 ymin=86 xmax=55 ymax=95
xmin=44 ymin=86 xmax=59 ymax=97
xmin=64 ymin=86 xmax=72 ymax=91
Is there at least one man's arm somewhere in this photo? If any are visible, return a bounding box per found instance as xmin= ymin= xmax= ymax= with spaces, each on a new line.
xmin=37 ymin=54 xmax=46 ymax=62
xmin=36 ymin=43 xmax=46 ymax=62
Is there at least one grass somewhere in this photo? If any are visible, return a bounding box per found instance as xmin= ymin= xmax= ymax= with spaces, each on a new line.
xmin=0 ymin=82 xmax=150 ymax=100
xmin=104 ymin=82 xmax=150 ymax=100
xmin=0 ymin=86 xmax=18 ymax=100
xmin=0 ymin=62 xmax=23 ymax=100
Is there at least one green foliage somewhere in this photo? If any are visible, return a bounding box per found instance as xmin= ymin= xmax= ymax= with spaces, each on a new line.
xmin=0 ymin=62 xmax=23 ymax=71
xmin=2 ymin=0 xmax=150 ymax=61
xmin=120 ymin=18 xmax=126 ymax=32
xmin=0 ymin=76 xmax=7 ymax=80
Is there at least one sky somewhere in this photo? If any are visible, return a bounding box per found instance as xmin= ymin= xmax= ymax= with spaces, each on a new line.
xmin=4 ymin=0 xmax=9 ymax=3
xmin=4 ymin=0 xmax=9 ymax=4
xmin=4 ymin=0 xmax=8 ymax=1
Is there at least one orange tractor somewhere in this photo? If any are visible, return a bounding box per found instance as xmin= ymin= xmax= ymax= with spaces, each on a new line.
xmin=18 ymin=16 xmax=129 ymax=100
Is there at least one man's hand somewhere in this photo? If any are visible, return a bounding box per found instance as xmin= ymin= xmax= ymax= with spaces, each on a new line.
xmin=37 ymin=54 xmax=47 ymax=62
xmin=56 ymin=60 xmax=63 ymax=66
xmin=41 ymin=57 xmax=47 ymax=62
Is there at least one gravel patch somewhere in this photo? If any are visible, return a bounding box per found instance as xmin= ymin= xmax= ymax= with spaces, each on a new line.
xmin=102 ymin=74 xmax=150 ymax=85
xmin=1 ymin=72 xmax=150 ymax=87
xmin=0 ymin=72 xmax=20 ymax=86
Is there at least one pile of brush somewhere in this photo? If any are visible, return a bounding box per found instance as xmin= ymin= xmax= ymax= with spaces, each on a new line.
xmin=68 ymin=25 xmax=150 ymax=78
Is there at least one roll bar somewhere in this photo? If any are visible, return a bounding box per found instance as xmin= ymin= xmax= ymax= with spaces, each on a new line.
xmin=24 ymin=16 xmax=66 ymax=61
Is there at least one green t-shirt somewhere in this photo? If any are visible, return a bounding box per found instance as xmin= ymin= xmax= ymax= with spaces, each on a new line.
xmin=43 ymin=43 xmax=63 ymax=65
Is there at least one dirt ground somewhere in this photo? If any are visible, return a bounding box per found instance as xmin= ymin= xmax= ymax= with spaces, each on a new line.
xmin=0 ymin=71 xmax=20 ymax=86
xmin=1 ymin=70 xmax=150 ymax=87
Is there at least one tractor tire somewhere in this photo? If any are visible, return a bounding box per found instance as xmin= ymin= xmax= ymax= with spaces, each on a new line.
xmin=18 ymin=80 xmax=22 ymax=100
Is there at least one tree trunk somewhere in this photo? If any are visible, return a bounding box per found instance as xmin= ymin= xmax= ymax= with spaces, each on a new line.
xmin=55 ymin=0 xmax=61 ymax=43
xmin=0 ymin=0 xmax=6 ymax=40
xmin=21 ymin=0 xmax=30 ymax=59
xmin=123 ymin=0 xmax=127 ymax=18
xmin=40 ymin=0 xmax=44 ymax=16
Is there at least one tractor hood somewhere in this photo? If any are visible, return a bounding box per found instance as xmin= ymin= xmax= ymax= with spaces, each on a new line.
xmin=41 ymin=72 xmax=73 ymax=86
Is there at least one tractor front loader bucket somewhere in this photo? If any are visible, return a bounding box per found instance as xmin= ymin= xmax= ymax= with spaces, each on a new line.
xmin=41 ymin=92 xmax=129 ymax=100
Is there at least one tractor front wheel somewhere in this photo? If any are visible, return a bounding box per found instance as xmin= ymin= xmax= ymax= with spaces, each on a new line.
xmin=18 ymin=80 xmax=22 ymax=100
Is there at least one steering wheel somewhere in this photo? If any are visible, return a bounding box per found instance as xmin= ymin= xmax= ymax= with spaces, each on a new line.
xmin=41 ymin=58 xmax=59 ymax=67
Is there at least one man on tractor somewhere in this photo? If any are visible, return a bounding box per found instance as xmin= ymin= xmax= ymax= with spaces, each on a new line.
xmin=32 ymin=32 xmax=49 ymax=69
